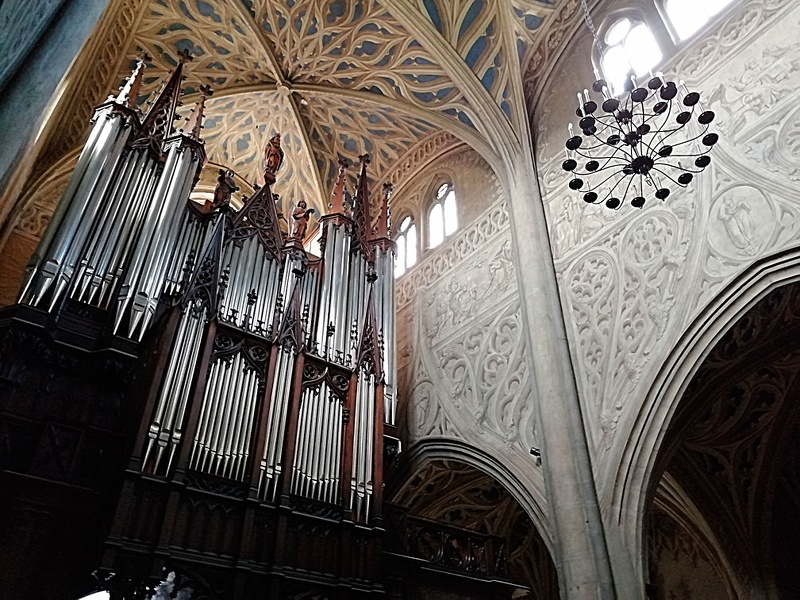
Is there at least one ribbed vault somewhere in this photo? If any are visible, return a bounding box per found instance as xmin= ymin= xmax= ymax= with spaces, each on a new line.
xmin=99 ymin=0 xmax=562 ymax=214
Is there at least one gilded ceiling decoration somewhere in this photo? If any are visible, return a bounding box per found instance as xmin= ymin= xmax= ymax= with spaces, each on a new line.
xmin=129 ymin=0 xmax=279 ymax=96
xmin=299 ymin=94 xmax=439 ymax=191
xmin=84 ymin=0 xmax=562 ymax=217
xmin=200 ymin=90 xmax=320 ymax=209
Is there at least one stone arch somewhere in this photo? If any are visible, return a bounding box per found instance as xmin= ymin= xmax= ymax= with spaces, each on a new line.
xmin=386 ymin=437 xmax=557 ymax=598
xmin=388 ymin=437 xmax=551 ymax=550
xmin=614 ymin=247 xmax=800 ymax=591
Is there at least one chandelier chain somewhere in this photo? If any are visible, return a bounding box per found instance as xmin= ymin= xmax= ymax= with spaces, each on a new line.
xmin=580 ymin=0 xmax=602 ymax=50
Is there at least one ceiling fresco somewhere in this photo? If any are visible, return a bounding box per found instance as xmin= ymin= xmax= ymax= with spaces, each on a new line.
xmin=97 ymin=0 xmax=563 ymax=216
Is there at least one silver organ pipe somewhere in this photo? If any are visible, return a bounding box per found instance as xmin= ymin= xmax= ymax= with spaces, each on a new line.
xmin=258 ymin=347 xmax=295 ymax=501
xmin=23 ymin=59 xmax=396 ymax=524
xmin=20 ymin=110 xmax=134 ymax=308
xmin=143 ymin=304 xmax=207 ymax=475
xmin=373 ymin=245 xmax=397 ymax=425
xmin=115 ymin=140 xmax=205 ymax=340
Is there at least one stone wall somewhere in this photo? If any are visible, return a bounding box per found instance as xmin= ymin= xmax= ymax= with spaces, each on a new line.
xmin=532 ymin=0 xmax=800 ymax=584
xmin=393 ymin=145 xmax=548 ymax=533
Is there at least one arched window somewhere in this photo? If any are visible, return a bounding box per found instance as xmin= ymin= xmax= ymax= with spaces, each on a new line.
xmin=599 ymin=17 xmax=662 ymax=95
xmin=428 ymin=183 xmax=457 ymax=249
xmin=394 ymin=216 xmax=417 ymax=277
xmin=665 ymin=0 xmax=734 ymax=40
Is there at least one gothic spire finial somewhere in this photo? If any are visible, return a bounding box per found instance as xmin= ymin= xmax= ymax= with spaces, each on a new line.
xmin=329 ymin=158 xmax=349 ymax=215
xmin=263 ymin=133 xmax=284 ymax=185
xmin=374 ymin=182 xmax=392 ymax=239
xmin=181 ymin=84 xmax=213 ymax=141
xmin=136 ymin=49 xmax=192 ymax=150
xmin=353 ymin=154 xmax=372 ymax=248
xmin=177 ymin=47 xmax=194 ymax=64
xmin=114 ymin=53 xmax=151 ymax=110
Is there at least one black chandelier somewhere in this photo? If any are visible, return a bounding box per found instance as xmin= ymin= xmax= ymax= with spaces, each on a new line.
xmin=562 ymin=75 xmax=718 ymax=210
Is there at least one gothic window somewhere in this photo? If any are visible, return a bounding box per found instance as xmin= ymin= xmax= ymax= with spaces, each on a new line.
xmin=599 ymin=17 xmax=662 ymax=95
xmin=395 ymin=216 xmax=417 ymax=277
xmin=664 ymin=0 xmax=734 ymax=40
xmin=428 ymin=182 xmax=457 ymax=249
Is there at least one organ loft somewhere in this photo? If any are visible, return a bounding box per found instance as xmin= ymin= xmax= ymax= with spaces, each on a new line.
xmin=0 ymin=56 xmax=518 ymax=599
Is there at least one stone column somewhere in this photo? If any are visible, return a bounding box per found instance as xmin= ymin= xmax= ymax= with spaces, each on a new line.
xmin=504 ymin=150 xmax=617 ymax=599
xmin=0 ymin=0 xmax=111 ymax=194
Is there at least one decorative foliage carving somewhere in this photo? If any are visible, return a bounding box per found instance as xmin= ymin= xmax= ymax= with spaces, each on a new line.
xmin=396 ymin=200 xmax=509 ymax=309
xmin=123 ymin=0 xmax=278 ymax=101
xmin=376 ymin=131 xmax=460 ymax=192
xmin=399 ymin=226 xmax=537 ymax=457
xmin=391 ymin=460 xmax=557 ymax=595
xmin=418 ymin=0 xmax=510 ymax=113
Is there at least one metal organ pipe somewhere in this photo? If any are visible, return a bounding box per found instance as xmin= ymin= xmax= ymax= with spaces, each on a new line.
xmin=374 ymin=247 xmax=397 ymax=425
xmin=259 ymin=349 xmax=295 ymax=501
xmin=44 ymin=123 xmax=132 ymax=312
xmin=23 ymin=65 xmax=399 ymax=526
xmin=143 ymin=306 xmax=206 ymax=475
xmin=116 ymin=141 xmax=203 ymax=339
xmin=19 ymin=108 xmax=131 ymax=305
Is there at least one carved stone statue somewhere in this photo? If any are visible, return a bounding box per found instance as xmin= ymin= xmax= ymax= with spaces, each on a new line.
xmin=263 ymin=133 xmax=284 ymax=184
xmin=290 ymin=199 xmax=315 ymax=240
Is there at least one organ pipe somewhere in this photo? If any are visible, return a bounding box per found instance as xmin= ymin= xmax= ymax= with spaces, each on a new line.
xmin=21 ymin=57 xmax=397 ymax=525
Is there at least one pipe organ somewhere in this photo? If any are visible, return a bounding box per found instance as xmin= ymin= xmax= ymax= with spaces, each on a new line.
xmin=0 ymin=53 xmax=519 ymax=600
xmin=7 ymin=57 xmax=399 ymax=596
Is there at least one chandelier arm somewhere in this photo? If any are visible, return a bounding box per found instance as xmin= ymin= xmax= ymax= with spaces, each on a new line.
xmin=659 ymin=149 xmax=713 ymax=158
xmin=655 ymin=101 xmax=702 ymax=146
xmin=572 ymin=140 xmax=617 ymax=153
xmin=590 ymin=116 xmax=635 ymax=154
xmin=649 ymin=166 xmax=691 ymax=188
xmin=584 ymin=127 xmax=636 ymax=159
xmin=618 ymin=173 xmax=636 ymax=202
xmin=649 ymin=100 xmax=681 ymax=147
xmin=667 ymin=126 xmax=712 ymax=148
xmin=582 ymin=170 xmax=630 ymax=194
xmin=654 ymin=161 xmax=706 ymax=174
xmin=576 ymin=156 xmax=636 ymax=177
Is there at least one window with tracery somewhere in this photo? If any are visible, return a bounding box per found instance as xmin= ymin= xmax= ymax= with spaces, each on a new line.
xmin=428 ymin=183 xmax=457 ymax=249
xmin=599 ymin=17 xmax=662 ymax=95
xmin=394 ymin=216 xmax=417 ymax=277
xmin=664 ymin=0 xmax=734 ymax=40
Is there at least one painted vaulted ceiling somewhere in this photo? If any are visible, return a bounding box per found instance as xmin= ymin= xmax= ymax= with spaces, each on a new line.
xmin=95 ymin=0 xmax=563 ymax=215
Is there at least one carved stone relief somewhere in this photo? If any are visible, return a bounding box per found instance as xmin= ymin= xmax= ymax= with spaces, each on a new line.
xmin=646 ymin=507 xmax=732 ymax=600
xmin=534 ymin=3 xmax=800 ymax=470
xmin=392 ymin=459 xmax=559 ymax=599
xmin=394 ymin=149 xmax=543 ymax=506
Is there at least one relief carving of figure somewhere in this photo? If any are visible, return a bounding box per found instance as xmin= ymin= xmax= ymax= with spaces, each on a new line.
xmin=719 ymin=196 xmax=757 ymax=255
